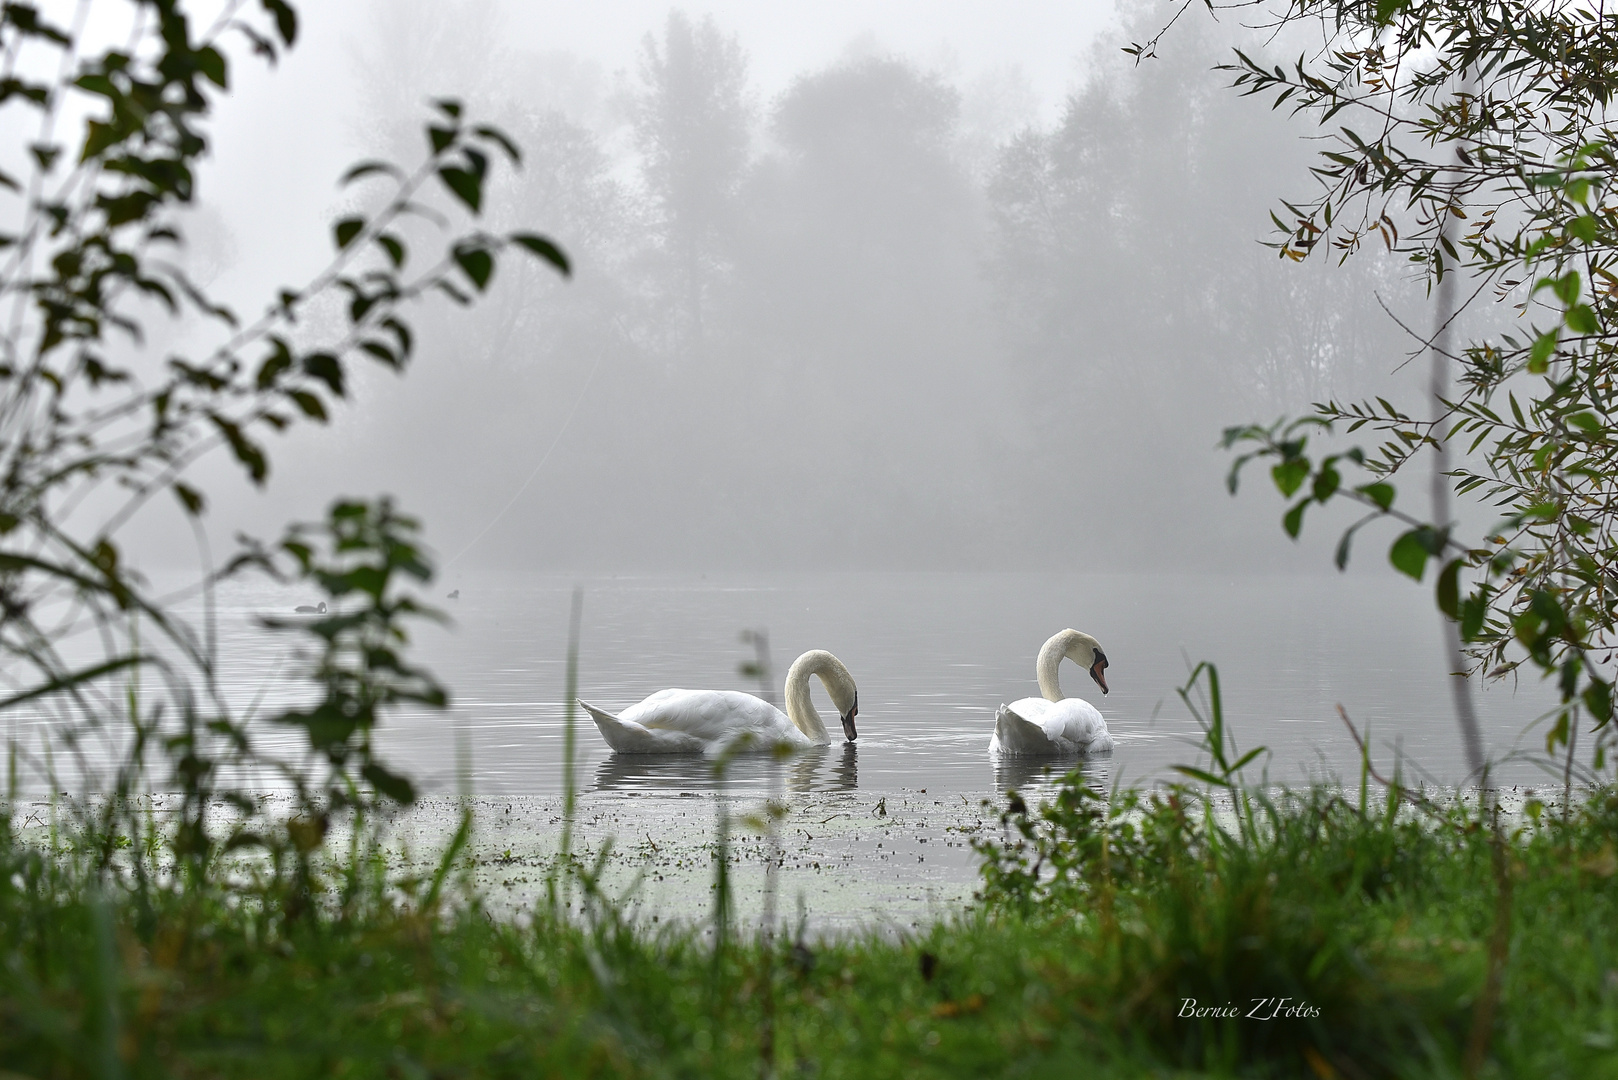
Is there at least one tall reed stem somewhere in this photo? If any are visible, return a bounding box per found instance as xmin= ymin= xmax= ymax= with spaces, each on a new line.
xmin=548 ymin=586 xmax=583 ymax=914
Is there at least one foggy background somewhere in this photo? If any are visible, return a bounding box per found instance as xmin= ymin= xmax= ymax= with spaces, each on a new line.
xmin=157 ymin=0 xmax=1449 ymax=577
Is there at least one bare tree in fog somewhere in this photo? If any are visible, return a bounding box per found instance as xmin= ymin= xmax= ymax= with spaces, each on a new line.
xmin=303 ymin=3 xmax=1432 ymax=572
xmin=633 ymin=12 xmax=753 ymax=352
xmin=982 ymin=4 xmax=1424 ymax=561
xmin=722 ymin=55 xmax=1009 ymax=565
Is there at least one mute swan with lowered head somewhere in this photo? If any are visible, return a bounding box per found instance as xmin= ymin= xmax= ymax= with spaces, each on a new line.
xmin=579 ymin=649 xmax=858 ymax=756
xmin=990 ymin=629 xmax=1114 ymax=756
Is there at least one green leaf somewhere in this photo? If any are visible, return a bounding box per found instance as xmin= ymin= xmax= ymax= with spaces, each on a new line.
xmin=1374 ymin=0 xmax=1411 ymax=23
xmin=173 ymin=482 xmax=205 ymax=516
xmin=340 ymin=160 xmax=402 ymax=185
xmin=474 ymin=124 xmax=521 ymax=163
xmin=1283 ymin=500 xmax=1308 ymax=539
xmin=1172 ymin=765 xmax=1232 ymax=789
xmin=1568 ymin=411 xmax=1601 ymax=433
xmin=1552 ymin=271 xmax=1582 ymax=305
xmin=1228 ymin=745 xmax=1268 ymax=773
xmin=1569 ymin=214 xmax=1598 ymax=243
xmin=333 ymin=216 xmax=364 ymax=250
xmin=376 ymin=232 xmax=405 ymax=268
xmin=1545 ymin=711 xmax=1570 ymax=753
xmin=80 ymin=120 xmax=121 ymax=162
xmin=1584 ymin=678 xmax=1613 ymax=723
xmin=1460 ymin=591 xmax=1487 ymax=641
xmin=301 ymin=353 xmax=344 ymax=397
xmin=1272 ymin=458 xmax=1310 ymax=498
xmin=257 ymin=338 xmax=293 ymax=389
xmin=1334 ymin=527 xmax=1355 ymax=570
xmin=1356 ymin=482 xmax=1395 ymax=510
xmin=1436 ymin=558 xmax=1461 ymax=618
xmin=362 ymin=762 xmax=417 ymax=804
xmin=1560 ymin=657 xmax=1582 ymax=702
xmin=261 ymin=0 xmax=298 ymax=44
xmin=437 ymin=166 xmax=481 ymax=213
xmin=381 ymin=317 xmax=413 ymax=359
xmin=1389 ymin=529 xmax=1432 ymax=580
xmin=454 ymin=245 xmax=494 ymax=291
xmin=1528 ymin=331 xmax=1558 ymax=373
xmin=196 ymin=45 xmax=228 ymax=88
xmin=289 ymin=390 xmax=327 ymax=421
xmin=210 ymin=414 xmax=267 ymax=484
xmin=1565 ymin=304 xmax=1599 ymax=334
xmin=509 ymin=232 xmax=571 ymax=276
xmin=1312 ymin=461 xmax=1340 ymax=502
xmin=360 ymin=340 xmax=399 ymax=368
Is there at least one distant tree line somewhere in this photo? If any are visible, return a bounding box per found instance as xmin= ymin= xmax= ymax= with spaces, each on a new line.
xmin=321 ymin=2 xmax=1429 ymax=570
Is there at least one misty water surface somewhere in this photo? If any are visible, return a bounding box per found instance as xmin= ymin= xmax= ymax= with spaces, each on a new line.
xmin=178 ymin=570 xmax=1561 ymax=801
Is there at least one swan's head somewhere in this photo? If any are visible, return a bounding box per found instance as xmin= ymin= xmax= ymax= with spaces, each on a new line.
xmin=1065 ymin=632 xmax=1108 ymax=695
xmin=1040 ymin=629 xmax=1109 ymax=699
xmin=822 ymin=665 xmax=858 ymax=741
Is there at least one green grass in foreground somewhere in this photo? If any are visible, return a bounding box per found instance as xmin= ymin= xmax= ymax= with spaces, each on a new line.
xmin=4 ymin=778 xmax=1618 ymax=1079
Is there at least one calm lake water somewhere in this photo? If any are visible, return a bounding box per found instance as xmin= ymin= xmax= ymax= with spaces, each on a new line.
xmin=153 ymin=569 xmax=1563 ymax=801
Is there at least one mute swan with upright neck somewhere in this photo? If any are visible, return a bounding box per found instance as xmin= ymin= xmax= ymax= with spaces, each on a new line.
xmin=579 ymin=649 xmax=859 ymax=756
xmin=991 ymin=629 xmax=1113 ymax=756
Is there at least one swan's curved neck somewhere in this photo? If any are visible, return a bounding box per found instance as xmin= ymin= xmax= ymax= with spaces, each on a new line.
xmin=784 ymin=650 xmax=852 ymax=743
xmin=1036 ymin=634 xmax=1070 ymax=701
xmin=1036 ymin=629 xmax=1098 ymax=701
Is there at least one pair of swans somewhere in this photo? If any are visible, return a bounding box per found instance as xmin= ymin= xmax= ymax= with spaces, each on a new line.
xmin=578 ymin=629 xmax=1111 ymax=758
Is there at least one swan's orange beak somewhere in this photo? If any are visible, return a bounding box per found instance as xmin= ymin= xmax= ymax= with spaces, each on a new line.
xmin=841 ymin=700 xmax=858 ymax=742
xmin=1090 ymin=659 xmax=1109 ymax=695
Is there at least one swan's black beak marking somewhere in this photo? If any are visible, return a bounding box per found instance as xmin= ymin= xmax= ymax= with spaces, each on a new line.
xmin=1090 ymin=649 xmax=1110 ymax=695
xmin=841 ymin=696 xmax=858 ymax=742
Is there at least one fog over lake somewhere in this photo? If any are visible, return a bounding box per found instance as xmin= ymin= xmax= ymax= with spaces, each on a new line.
xmin=144 ymin=570 xmax=1550 ymax=800
xmin=97 ymin=0 xmax=1566 ymax=796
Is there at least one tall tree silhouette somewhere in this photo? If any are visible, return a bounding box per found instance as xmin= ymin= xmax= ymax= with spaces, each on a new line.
xmin=633 ymin=11 xmax=751 ymax=350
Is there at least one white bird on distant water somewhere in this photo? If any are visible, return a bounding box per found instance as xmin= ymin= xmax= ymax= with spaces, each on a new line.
xmin=579 ymin=650 xmax=859 ymax=756
xmin=294 ymin=601 xmax=327 ymax=615
xmin=990 ymin=629 xmax=1114 ymax=756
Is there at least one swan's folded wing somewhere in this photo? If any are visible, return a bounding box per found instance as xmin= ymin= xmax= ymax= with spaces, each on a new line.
xmin=579 ymin=699 xmax=706 ymax=754
xmin=1048 ymin=698 xmax=1113 ymax=754
xmin=617 ymin=689 xmax=797 ymax=754
xmin=991 ymin=700 xmax=1056 ymax=755
xmin=991 ymin=698 xmax=1113 ymax=756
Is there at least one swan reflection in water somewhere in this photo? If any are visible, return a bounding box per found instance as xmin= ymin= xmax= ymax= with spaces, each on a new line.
xmin=991 ymin=751 xmax=1112 ymax=804
xmin=594 ymin=742 xmax=859 ymax=794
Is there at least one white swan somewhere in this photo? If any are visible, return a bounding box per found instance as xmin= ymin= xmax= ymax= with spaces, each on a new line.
xmin=579 ymin=649 xmax=858 ymax=756
xmin=990 ymin=629 xmax=1114 ymax=756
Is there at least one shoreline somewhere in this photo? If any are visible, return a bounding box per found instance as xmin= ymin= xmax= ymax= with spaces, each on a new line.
xmin=4 ymin=779 xmax=1568 ymax=935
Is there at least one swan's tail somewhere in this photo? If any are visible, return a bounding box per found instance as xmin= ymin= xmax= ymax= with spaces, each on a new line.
xmin=578 ymin=699 xmax=634 ymax=752
xmin=990 ymin=703 xmax=1047 ymax=756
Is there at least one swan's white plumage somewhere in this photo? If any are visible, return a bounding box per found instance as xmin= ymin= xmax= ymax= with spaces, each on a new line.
xmin=989 ymin=629 xmax=1114 ymax=757
xmin=990 ymin=698 xmax=1113 ymax=755
xmin=580 ymin=649 xmax=857 ymax=756
xmin=580 ymin=690 xmax=814 ymax=756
